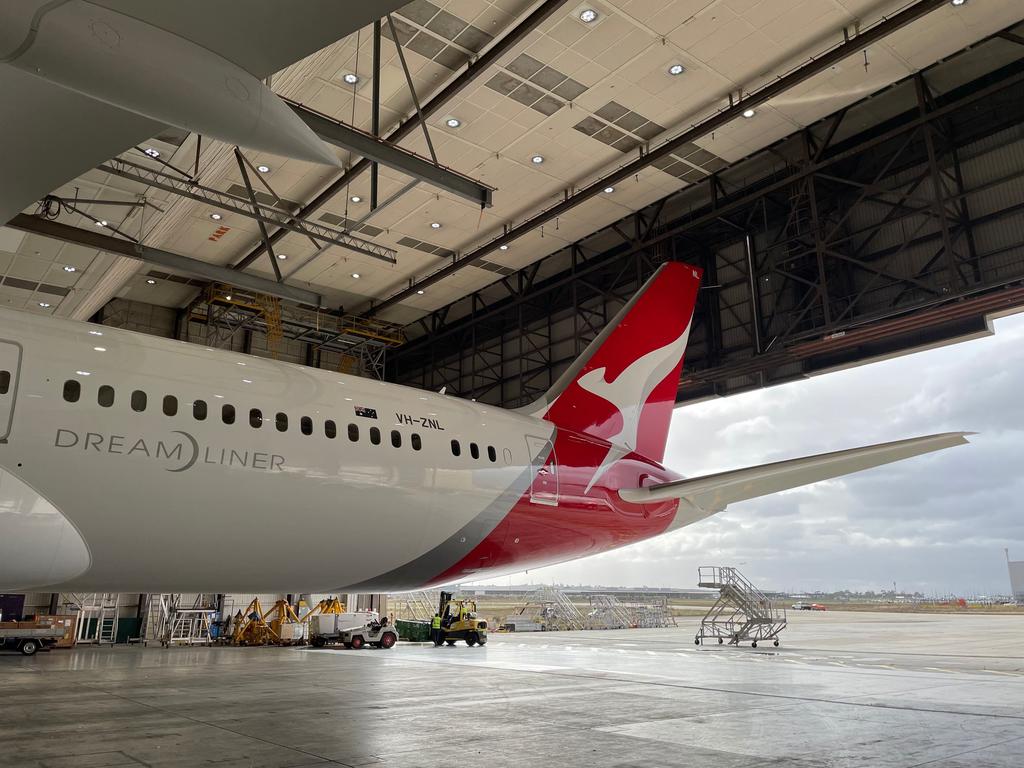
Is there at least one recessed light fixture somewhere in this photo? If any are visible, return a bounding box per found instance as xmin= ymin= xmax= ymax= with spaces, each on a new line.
xmin=668 ymin=64 xmax=685 ymax=76
xmin=742 ymin=108 xmax=756 ymax=118
xmin=499 ymin=244 xmax=509 ymax=251
xmin=224 ymin=295 xmax=232 ymax=301
xmin=531 ymin=154 xmax=544 ymax=164
xmin=242 ymin=379 xmax=252 ymax=384
xmin=416 ymin=289 xmax=425 ymax=295
xmin=350 ymin=195 xmax=362 ymax=203
xmin=343 ymin=72 xmax=359 ymax=85
xmin=257 ymin=164 xmax=270 ymax=173
xmin=76 ymin=370 xmax=91 ymax=376
xmin=445 ymin=117 xmax=461 ymax=128
xmin=93 ymin=346 xmax=106 ymax=352
xmin=579 ymin=8 xmax=598 ymax=23
xmin=430 ymin=222 xmax=441 ymax=229
xmin=89 ymin=330 xmax=103 ymax=336
xmin=38 ymin=302 xmax=51 ymax=308
xmin=145 ymin=279 xmax=156 ymax=285
xmin=950 ymin=0 xmax=965 ymax=5
xmin=276 ymin=253 xmax=287 ymax=260
xmin=210 ymin=212 xmax=223 ymax=221
xmin=351 ymin=272 xmax=361 ymax=279
xmin=143 ymin=147 xmax=160 ymax=158
xmin=95 ymin=220 xmax=107 ymax=227
xmin=603 ymin=186 xmax=615 ymax=193
xmin=63 ymin=265 xmax=76 ymax=272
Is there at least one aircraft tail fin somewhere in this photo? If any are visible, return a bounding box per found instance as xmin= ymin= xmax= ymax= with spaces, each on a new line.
xmin=520 ymin=261 xmax=702 ymax=463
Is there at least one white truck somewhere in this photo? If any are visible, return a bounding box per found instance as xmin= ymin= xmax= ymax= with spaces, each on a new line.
xmin=0 ymin=624 xmax=66 ymax=655
xmin=308 ymin=612 xmax=398 ymax=650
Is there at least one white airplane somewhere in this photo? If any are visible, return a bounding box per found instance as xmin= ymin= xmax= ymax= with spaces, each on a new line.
xmin=0 ymin=0 xmax=409 ymax=223
xmin=0 ymin=263 xmax=971 ymax=592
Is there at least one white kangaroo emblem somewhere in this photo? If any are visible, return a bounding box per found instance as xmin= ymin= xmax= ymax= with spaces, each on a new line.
xmin=576 ymin=322 xmax=692 ymax=492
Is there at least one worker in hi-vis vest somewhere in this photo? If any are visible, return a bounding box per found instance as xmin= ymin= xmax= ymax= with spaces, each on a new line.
xmin=431 ymin=613 xmax=441 ymax=645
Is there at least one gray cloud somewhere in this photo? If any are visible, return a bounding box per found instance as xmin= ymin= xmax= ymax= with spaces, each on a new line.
xmin=494 ymin=314 xmax=1024 ymax=595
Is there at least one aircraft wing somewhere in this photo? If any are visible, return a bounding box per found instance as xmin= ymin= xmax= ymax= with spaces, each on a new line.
xmin=0 ymin=66 xmax=163 ymax=224
xmin=619 ymin=432 xmax=973 ymax=511
xmin=92 ymin=1 xmax=411 ymax=79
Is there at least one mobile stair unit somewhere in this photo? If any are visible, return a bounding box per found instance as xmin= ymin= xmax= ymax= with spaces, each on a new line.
xmin=695 ymin=566 xmax=786 ymax=648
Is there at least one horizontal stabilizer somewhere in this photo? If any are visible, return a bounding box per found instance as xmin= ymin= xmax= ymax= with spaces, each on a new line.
xmin=619 ymin=432 xmax=973 ymax=510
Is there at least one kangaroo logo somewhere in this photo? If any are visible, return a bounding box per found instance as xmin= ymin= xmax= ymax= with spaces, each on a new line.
xmin=576 ymin=321 xmax=692 ymax=492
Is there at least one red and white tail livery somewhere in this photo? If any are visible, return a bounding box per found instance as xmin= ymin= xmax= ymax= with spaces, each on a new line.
xmin=0 ymin=262 xmax=971 ymax=592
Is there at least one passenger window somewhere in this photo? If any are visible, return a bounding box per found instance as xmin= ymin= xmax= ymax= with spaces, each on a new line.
xmin=131 ymin=390 xmax=146 ymax=412
xmin=451 ymin=439 xmax=461 ymax=457
xmin=370 ymin=427 xmax=381 ymax=445
xmin=250 ymin=408 xmax=263 ymax=428
xmin=301 ymin=416 xmax=312 ymax=435
xmin=276 ymin=412 xmax=288 ymax=432
xmin=222 ymin=404 xmax=235 ymax=424
xmin=0 ymin=371 xmax=10 ymax=395
xmin=193 ymin=399 xmax=207 ymax=420
xmin=391 ymin=430 xmax=401 ymax=448
xmin=348 ymin=423 xmax=359 ymax=442
xmin=98 ymin=385 xmax=114 ymax=407
xmin=63 ymin=379 xmax=80 ymax=403
xmin=487 ymin=446 xmax=496 ymax=462
xmin=325 ymin=420 xmax=337 ymax=439
xmin=163 ymin=395 xmax=177 ymax=416
xmin=411 ymin=433 xmax=422 ymax=451
xmin=470 ymin=443 xmax=480 ymax=460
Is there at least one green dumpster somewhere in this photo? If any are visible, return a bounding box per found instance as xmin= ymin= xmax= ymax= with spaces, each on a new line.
xmin=395 ymin=619 xmax=430 ymax=642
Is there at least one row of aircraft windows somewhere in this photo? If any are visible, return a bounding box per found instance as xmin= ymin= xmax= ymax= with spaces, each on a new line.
xmin=60 ymin=379 xmax=499 ymax=462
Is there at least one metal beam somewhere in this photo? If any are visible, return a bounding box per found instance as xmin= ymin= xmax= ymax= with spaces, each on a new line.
xmin=231 ymin=0 xmax=571 ymax=272
xmin=7 ymin=214 xmax=322 ymax=306
xmin=367 ymin=0 xmax=950 ymax=315
xmin=289 ymin=103 xmax=491 ymax=208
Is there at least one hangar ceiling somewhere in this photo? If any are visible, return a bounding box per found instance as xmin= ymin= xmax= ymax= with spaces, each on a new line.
xmin=3 ymin=0 xmax=1023 ymax=334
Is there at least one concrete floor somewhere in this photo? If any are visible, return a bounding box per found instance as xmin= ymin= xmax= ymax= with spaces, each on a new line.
xmin=1 ymin=611 xmax=1022 ymax=767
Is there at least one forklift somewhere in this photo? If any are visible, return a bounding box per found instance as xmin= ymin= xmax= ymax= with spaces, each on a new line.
xmin=434 ymin=591 xmax=488 ymax=646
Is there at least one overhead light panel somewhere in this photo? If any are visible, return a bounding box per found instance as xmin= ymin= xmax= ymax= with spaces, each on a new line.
xmin=76 ymin=370 xmax=91 ymax=376
xmin=430 ymin=222 xmax=442 ymax=229
xmin=257 ymin=164 xmax=270 ymax=173
xmin=145 ymin=279 xmax=156 ymax=285
xmin=531 ymin=155 xmax=544 ymax=164
xmin=63 ymin=265 xmax=76 ymax=272
xmin=416 ymin=289 xmax=425 ymax=295
xmin=225 ymin=295 xmax=232 ymax=301
xmin=143 ymin=147 xmax=160 ymax=158
xmin=603 ymin=186 xmax=614 ymax=194
xmin=351 ymin=272 xmax=361 ymax=279
xmin=210 ymin=213 xmax=223 ymax=221
xmin=499 ymin=244 xmax=509 ymax=251
xmin=950 ymin=0 xmax=965 ymax=5
xmin=445 ymin=117 xmax=461 ymax=128
xmin=93 ymin=346 xmax=106 ymax=352
xmin=579 ymin=8 xmax=597 ymax=23
xmin=668 ymin=64 xmax=685 ymax=76
xmin=95 ymin=220 xmax=107 ymax=227
xmin=88 ymin=330 xmax=103 ymax=336
xmin=742 ymin=108 xmax=756 ymax=118
xmin=343 ymin=73 xmax=359 ymax=85
xmin=38 ymin=302 xmax=51 ymax=308
xmin=350 ymin=195 xmax=362 ymax=203
xmin=277 ymin=253 xmax=287 ymax=260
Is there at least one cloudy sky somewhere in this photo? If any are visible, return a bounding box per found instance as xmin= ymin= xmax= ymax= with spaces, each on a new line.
xmin=493 ymin=313 xmax=1024 ymax=596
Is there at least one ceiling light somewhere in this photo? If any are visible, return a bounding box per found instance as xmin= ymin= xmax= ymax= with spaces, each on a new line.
xmin=742 ymin=108 xmax=756 ymax=118
xmin=93 ymin=346 xmax=106 ymax=352
xmin=950 ymin=0 xmax=965 ymax=5
xmin=351 ymin=272 xmax=360 ymax=279
xmin=603 ymin=186 xmax=615 ymax=193
xmin=445 ymin=117 xmax=461 ymax=128
xmin=210 ymin=213 xmax=222 ymax=221
xmin=89 ymin=330 xmax=103 ymax=336
xmin=531 ymin=154 xmax=544 ymax=164
xmin=668 ymin=64 xmax=685 ymax=76
xmin=343 ymin=73 xmax=359 ymax=85
xmin=579 ymin=8 xmax=598 ymax=23
xmin=499 ymin=244 xmax=509 ymax=251
xmin=38 ymin=302 xmax=50 ymax=308
xmin=350 ymin=195 xmax=362 ymax=203
xmin=430 ymin=222 xmax=441 ymax=229
xmin=257 ymin=164 xmax=270 ymax=173
xmin=143 ymin=147 xmax=160 ymax=158
xmin=242 ymin=379 xmax=252 ymax=384
xmin=76 ymin=371 xmax=91 ymax=376
xmin=146 ymin=279 xmax=156 ymax=285
xmin=416 ymin=289 xmax=425 ymax=295
xmin=63 ymin=265 xmax=76 ymax=272
xmin=276 ymin=253 xmax=287 ymax=260
xmin=95 ymin=220 xmax=107 ymax=227
xmin=224 ymin=295 xmax=232 ymax=301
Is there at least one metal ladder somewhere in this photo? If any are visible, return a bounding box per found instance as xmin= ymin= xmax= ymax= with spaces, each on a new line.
xmin=696 ymin=566 xmax=787 ymax=647
xmin=72 ymin=593 xmax=120 ymax=645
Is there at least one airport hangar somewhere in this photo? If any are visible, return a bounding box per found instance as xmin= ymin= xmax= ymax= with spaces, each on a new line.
xmin=2 ymin=1 xmax=1024 ymax=766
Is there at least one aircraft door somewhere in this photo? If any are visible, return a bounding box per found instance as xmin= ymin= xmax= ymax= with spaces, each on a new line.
xmin=0 ymin=341 xmax=21 ymax=443
xmin=525 ymin=435 xmax=558 ymax=506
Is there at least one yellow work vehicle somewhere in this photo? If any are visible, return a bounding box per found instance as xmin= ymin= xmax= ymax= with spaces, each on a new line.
xmin=434 ymin=591 xmax=487 ymax=647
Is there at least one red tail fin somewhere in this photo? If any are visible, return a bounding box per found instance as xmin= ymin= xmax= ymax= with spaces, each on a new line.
xmin=523 ymin=262 xmax=702 ymax=463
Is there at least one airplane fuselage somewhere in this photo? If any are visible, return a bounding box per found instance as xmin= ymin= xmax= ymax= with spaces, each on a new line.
xmin=0 ymin=308 xmax=688 ymax=593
